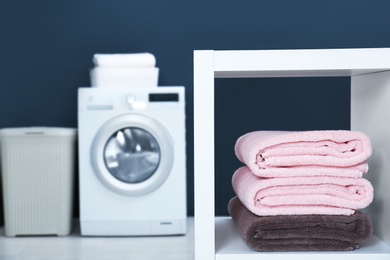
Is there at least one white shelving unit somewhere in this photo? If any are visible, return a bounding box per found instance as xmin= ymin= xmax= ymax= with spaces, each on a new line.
xmin=193 ymin=48 xmax=390 ymax=260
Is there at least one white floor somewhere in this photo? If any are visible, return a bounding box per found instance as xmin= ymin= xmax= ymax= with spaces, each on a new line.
xmin=0 ymin=218 xmax=194 ymax=260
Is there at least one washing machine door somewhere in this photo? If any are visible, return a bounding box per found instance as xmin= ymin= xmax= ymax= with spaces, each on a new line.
xmin=91 ymin=114 xmax=174 ymax=196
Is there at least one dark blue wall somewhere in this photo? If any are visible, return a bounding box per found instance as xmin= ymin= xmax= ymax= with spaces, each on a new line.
xmin=1 ymin=1 xmax=390 ymax=217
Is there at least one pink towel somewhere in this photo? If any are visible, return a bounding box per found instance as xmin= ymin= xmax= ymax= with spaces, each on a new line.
xmin=232 ymin=166 xmax=374 ymax=216
xmin=235 ymin=130 xmax=372 ymax=178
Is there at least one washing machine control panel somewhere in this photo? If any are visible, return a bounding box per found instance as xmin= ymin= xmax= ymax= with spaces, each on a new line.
xmin=79 ymin=87 xmax=184 ymax=112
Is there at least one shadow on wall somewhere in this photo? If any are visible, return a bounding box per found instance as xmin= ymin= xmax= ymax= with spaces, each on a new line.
xmin=0 ymin=180 xmax=3 ymax=226
xmin=0 ymin=150 xmax=3 ymax=226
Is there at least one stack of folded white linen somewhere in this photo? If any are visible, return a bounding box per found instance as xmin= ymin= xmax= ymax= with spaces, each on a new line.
xmin=90 ymin=53 xmax=159 ymax=88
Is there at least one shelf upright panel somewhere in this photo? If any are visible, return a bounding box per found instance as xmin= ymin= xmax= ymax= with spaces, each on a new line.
xmin=193 ymin=50 xmax=215 ymax=260
xmin=351 ymin=71 xmax=390 ymax=245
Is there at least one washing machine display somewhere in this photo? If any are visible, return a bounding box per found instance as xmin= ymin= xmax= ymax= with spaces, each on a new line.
xmin=78 ymin=87 xmax=186 ymax=236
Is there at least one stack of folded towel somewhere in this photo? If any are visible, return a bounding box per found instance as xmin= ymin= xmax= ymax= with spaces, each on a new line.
xmin=228 ymin=130 xmax=374 ymax=252
xmin=90 ymin=53 xmax=159 ymax=88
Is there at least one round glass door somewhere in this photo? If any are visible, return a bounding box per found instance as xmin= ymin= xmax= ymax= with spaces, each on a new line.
xmin=91 ymin=113 xmax=174 ymax=196
xmin=103 ymin=127 xmax=160 ymax=184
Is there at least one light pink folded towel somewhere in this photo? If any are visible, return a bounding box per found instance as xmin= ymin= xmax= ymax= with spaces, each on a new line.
xmin=235 ymin=130 xmax=372 ymax=178
xmin=232 ymin=166 xmax=374 ymax=216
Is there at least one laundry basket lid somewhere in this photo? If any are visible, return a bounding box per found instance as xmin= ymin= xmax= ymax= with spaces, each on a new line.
xmin=0 ymin=127 xmax=77 ymax=137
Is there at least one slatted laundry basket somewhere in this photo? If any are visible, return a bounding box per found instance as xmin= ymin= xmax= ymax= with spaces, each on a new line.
xmin=0 ymin=127 xmax=77 ymax=236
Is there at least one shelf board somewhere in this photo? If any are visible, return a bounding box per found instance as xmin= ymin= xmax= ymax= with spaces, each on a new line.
xmin=214 ymin=69 xmax=390 ymax=78
xmin=212 ymin=48 xmax=390 ymax=78
xmin=215 ymin=217 xmax=390 ymax=260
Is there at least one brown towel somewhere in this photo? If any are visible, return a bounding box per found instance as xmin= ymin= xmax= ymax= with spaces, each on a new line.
xmin=228 ymin=196 xmax=373 ymax=252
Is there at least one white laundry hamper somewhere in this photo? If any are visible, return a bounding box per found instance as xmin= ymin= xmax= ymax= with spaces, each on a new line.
xmin=0 ymin=127 xmax=77 ymax=236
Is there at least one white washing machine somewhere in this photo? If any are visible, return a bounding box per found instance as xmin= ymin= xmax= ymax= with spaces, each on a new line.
xmin=78 ymin=86 xmax=187 ymax=236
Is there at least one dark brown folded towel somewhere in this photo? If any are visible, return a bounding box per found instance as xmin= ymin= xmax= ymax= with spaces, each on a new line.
xmin=228 ymin=196 xmax=373 ymax=252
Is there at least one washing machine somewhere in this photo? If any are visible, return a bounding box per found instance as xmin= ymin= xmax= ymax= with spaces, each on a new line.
xmin=78 ymin=86 xmax=187 ymax=236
